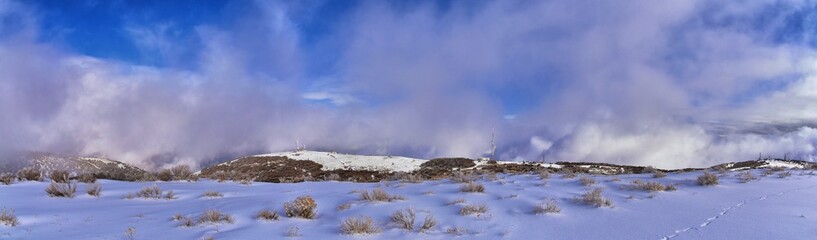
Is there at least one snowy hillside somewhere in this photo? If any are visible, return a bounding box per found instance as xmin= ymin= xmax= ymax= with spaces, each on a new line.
xmin=1 ymin=168 xmax=816 ymax=239
xmin=252 ymin=151 xmax=427 ymax=172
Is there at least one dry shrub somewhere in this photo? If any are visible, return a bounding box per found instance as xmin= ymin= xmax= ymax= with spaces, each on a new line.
xmin=697 ymin=172 xmax=719 ymax=186
xmin=86 ymin=183 xmax=102 ymax=197
xmin=420 ymin=215 xmax=436 ymax=232
xmin=287 ymin=226 xmax=302 ymax=238
xmin=398 ymin=173 xmax=423 ymax=183
xmin=177 ymin=216 xmax=196 ymax=227
xmin=538 ymin=170 xmax=550 ymax=180
xmin=17 ymin=167 xmax=42 ymax=181
xmin=580 ymin=177 xmax=596 ymax=186
xmin=533 ymin=200 xmax=561 ymax=214
xmin=778 ymin=171 xmax=792 ymax=178
xmin=390 ymin=208 xmax=416 ymax=231
xmin=361 ymin=188 xmax=404 ymax=202
xmin=629 ymin=180 xmax=674 ymax=192
xmin=459 ymin=204 xmax=488 ymax=216
xmin=171 ymin=165 xmax=197 ymax=181
xmin=284 ymin=195 xmax=317 ymax=219
xmin=575 ymin=188 xmax=613 ymax=208
xmin=449 ymin=171 xmax=477 ymax=183
xmin=0 ymin=173 xmax=14 ymax=185
xmin=50 ymin=170 xmax=70 ymax=183
xmin=45 ymin=181 xmax=77 ymax=198
xmin=156 ymin=169 xmax=174 ymax=181
xmin=446 ymin=198 xmax=466 ymax=205
xmin=446 ymin=226 xmax=469 ymax=236
xmin=738 ymin=171 xmax=758 ymax=183
xmin=211 ymin=171 xmax=229 ymax=182
xmin=256 ymin=209 xmax=279 ymax=221
xmin=164 ymin=190 xmax=176 ymax=199
xmin=77 ymin=173 xmax=97 ymax=183
xmin=202 ymin=191 xmax=223 ymax=198
xmin=124 ymin=226 xmax=136 ymax=240
xmin=325 ymin=173 xmax=341 ymax=181
xmin=340 ymin=216 xmax=381 ymax=235
xmin=336 ymin=202 xmax=353 ymax=211
xmin=0 ymin=208 xmax=19 ymax=227
xmin=124 ymin=185 xmax=174 ymax=199
xmin=561 ymin=168 xmax=576 ymax=179
xmin=712 ymin=165 xmax=727 ymax=174
xmin=460 ymin=182 xmax=485 ymax=193
xmin=198 ymin=209 xmax=234 ymax=224
xmin=652 ymin=171 xmax=667 ymax=178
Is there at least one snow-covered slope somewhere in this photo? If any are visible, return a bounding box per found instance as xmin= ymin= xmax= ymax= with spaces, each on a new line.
xmin=1 ymin=169 xmax=816 ymax=239
xmin=0 ymin=152 xmax=146 ymax=176
xmin=251 ymin=150 xmax=428 ymax=172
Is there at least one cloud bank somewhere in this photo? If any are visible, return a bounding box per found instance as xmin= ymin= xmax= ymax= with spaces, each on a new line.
xmin=2 ymin=0 xmax=817 ymax=169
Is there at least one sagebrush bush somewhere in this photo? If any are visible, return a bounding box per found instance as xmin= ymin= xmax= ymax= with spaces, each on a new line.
xmin=202 ymin=191 xmax=223 ymax=198
xmin=459 ymin=204 xmax=488 ymax=216
xmin=390 ymin=208 xmax=416 ymax=231
xmin=210 ymin=171 xmax=229 ymax=182
xmin=156 ymin=169 xmax=174 ymax=181
xmin=449 ymin=172 xmax=477 ymax=183
xmin=0 ymin=173 xmax=14 ymax=185
xmin=629 ymin=180 xmax=675 ymax=192
xmin=336 ymin=202 xmax=353 ymax=211
xmin=0 ymin=208 xmax=19 ymax=227
xmin=340 ymin=216 xmax=381 ymax=235
xmin=50 ymin=170 xmax=70 ymax=183
xmin=652 ymin=171 xmax=667 ymax=178
xmin=561 ymin=168 xmax=576 ymax=179
xmin=538 ymin=170 xmax=550 ymax=180
xmin=77 ymin=173 xmax=96 ymax=183
xmin=361 ymin=188 xmax=404 ymax=202
xmin=86 ymin=183 xmax=102 ymax=197
xmin=697 ymin=172 xmax=719 ymax=186
xmin=284 ymin=195 xmax=317 ymax=219
xmin=256 ymin=209 xmax=279 ymax=221
xmin=123 ymin=185 xmax=174 ymax=199
xmin=579 ymin=176 xmax=596 ymax=186
xmin=460 ymin=182 xmax=485 ymax=193
xmin=779 ymin=171 xmax=792 ymax=178
xmin=17 ymin=167 xmax=42 ymax=181
xmin=198 ymin=209 xmax=234 ymax=224
xmin=171 ymin=165 xmax=197 ymax=181
xmin=738 ymin=171 xmax=758 ymax=183
xmin=533 ymin=200 xmax=561 ymax=214
xmin=45 ymin=181 xmax=77 ymax=198
xmin=420 ymin=215 xmax=436 ymax=232
xmin=446 ymin=198 xmax=466 ymax=206
xmin=576 ymin=188 xmax=612 ymax=207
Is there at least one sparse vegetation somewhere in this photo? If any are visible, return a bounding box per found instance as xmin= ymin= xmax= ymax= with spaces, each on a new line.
xmin=124 ymin=226 xmax=136 ymax=240
xmin=459 ymin=204 xmax=488 ymax=216
xmin=449 ymin=171 xmax=477 ymax=183
xmin=45 ymin=180 xmax=77 ymax=198
xmin=202 ymin=191 xmax=223 ymax=198
xmin=446 ymin=226 xmax=469 ymax=236
xmin=446 ymin=198 xmax=467 ymax=205
xmin=460 ymin=182 xmax=485 ymax=193
xmin=697 ymin=172 xmax=719 ymax=186
xmin=17 ymin=167 xmax=42 ymax=181
xmin=0 ymin=208 xmax=19 ymax=227
xmin=49 ymin=170 xmax=70 ymax=183
xmin=580 ymin=176 xmax=596 ymax=186
xmin=420 ymin=215 xmax=436 ymax=232
xmin=533 ymin=200 xmax=561 ymax=214
xmin=123 ymin=185 xmax=174 ymax=199
xmin=340 ymin=216 xmax=381 ymax=235
xmin=738 ymin=171 xmax=758 ymax=183
xmin=360 ymin=188 xmax=404 ymax=202
xmin=390 ymin=208 xmax=416 ymax=231
xmin=287 ymin=226 xmax=302 ymax=238
xmin=198 ymin=209 xmax=234 ymax=224
xmin=561 ymin=168 xmax=576 ymax=179
xmin=86 ymin=183 xmax=101 ymax=197
xmin=171 ymin=165 xmax=197 ymax=181
xmin=284 ymin=195 xmax=317 ymax=219
xmin=538 ymin=170 xmax=550 ymax=180
xmin=652 ymin=171 xmax=667 ymax=178
xmin=779 ymin=171 xmax=792 ymax=178
xmin=576 ymin=188 xmax=613 ymax=207
xmin=0 ymin=173 xmax=14 ymax=185
xmin=256 ymin=209 xmax=279 ymax=221
xmin=336 ymin=202 xmax=352 ymax=211
xmin=629 ymin=180 xmax=675 ymax=192
xmin=77 ymin=173 xmax=97 ymax=183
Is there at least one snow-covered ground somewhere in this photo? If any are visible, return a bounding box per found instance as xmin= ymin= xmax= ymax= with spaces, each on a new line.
xmin=251 ymin=151 xmax=427 ymax=172
xmin=1 ymin=169 xmax=816 ymax=239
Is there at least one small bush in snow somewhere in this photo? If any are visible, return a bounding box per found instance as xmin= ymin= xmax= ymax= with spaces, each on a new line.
xmin=175 ymin=216 xmax=196 ymax=227
xmin=561 ymin=168 xmax=576 ymax=179
xmin=256 ymin=209 xmax=279 ymax=221
xmin=778 ymin=171 xmax=792 ymax=178
xmin=697 ymin=172 xmax=719 ymax=186
xmin=575 ymin=188 xmax=613 ymax=208
xmin=171 ymin=165 xmax=197 ymax=181
xmin=45 ymin=181 xmax=77 ymax=198
xmin=420 ymin=215 xmax=436 ymax=232
xmin=210 ymin=171 xmax=229 ymax=182
xmin=336 ymin=202 xmax=353 ymax=211
xmin=459 ymin=204 xmax=488 ymax=216
xmin=156 ymin=169 xmax=174 ymax=181
xmin=325 ymin=173 xmax=341 ymax=181
xmin=0 ymin=208 xmax=19 ymax=227
xmin=198 ymin=209 xmax=234 ymax=224
xmin=361 ymin=188 xmax=404 ymax=202
xmin=738 ymin=171 xmax=758 ymax=183
xmin=287 ymin=226 xmax=302 ymax=238
xmin=0 ymin=173 xmax=14 ymax=185
xmin=123 ymin=185 xmax=174 ymax=199
xmin=390 ymin=208 xmax=416 ymax=231
xmin=449 ymin=172 xmax=477 ymax=183
xmin=50 ymin=170 xmax=70 ymax=183
xmin=77 ymin=173 xmax=96 ymax=183
xmin=202 ymin=191 xmax=223 ymax=198
xmin=580 ymin=176 xmax=596 ymax=186
xmin=652 ymin=171 xmax=667 ymax=178
xmin=340 ymin=216 xmax=381 ymax=235
xmin=460 ymin=182 xmax=485 ymax=193
xmin=284 ymin=195 xmax=317 ymax=219
xmin=533 ymin=200 xmax=561 ymax=214
xmin=86 ymin=183 xmax=102 ymax=197
xmin=538 ymin=170 xmax=550 ymax=180
xmin=446 ymin=198 xmax=467 ymax=205
xmin=124 ymin=226 xmax=136 ymax=240
xmin=446 ymin=226 xmax=469 ymax=236
xmin=17 ymin=167 xmax=42 ymax=181
xmin=629 ymin=180 xmax=674 ymax=192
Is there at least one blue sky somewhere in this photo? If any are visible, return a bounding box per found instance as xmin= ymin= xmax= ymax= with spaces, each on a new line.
xmin=2 ymin=0 xmax=817 ymax=169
